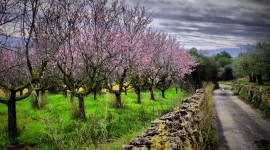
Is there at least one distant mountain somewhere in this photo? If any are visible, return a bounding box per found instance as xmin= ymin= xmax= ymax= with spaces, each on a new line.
xmin=201 ymin=47 xmax=248 ymax=57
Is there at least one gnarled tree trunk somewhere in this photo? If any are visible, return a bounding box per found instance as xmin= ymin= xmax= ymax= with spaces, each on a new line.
xmin=252 ymin=75 xmax=256 ymax=83
xmin=93 ymin=85 xmax=97 ymax=100
xmin=136 ymin=86 xmax=141 ymax=104
xmin=249 ymin=75 xmax=252 ymax=82
xmin=257 ymin=74 xmax=263 ymax=85
xmin=124 ymin=86 xmax=128 ymax=95
xmin=20 ymin=90 xmax=23 ymax=96
xmin=70 ymin=92 xmax=74 ymax=102
xmin=115 ymin=92 xmax=122 ymax=108
xmin=161 ymin=90 xmax=165 ymax=98
xmin=78 ymin=94 xmax=86 ymax=120
xmin=149 ymin=87 xmax=155 ymax=100
xmin=63 ymin=90 xmax=67 ymax=98
xmin=34 ymin=90 xmax=40 ymax=107
xmin=8 ymin=91 xmax=17 ymax=138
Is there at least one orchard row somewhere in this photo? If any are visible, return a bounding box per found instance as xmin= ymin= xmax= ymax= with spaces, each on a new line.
xmin=0 ymin=0 xmax=196 ymax=137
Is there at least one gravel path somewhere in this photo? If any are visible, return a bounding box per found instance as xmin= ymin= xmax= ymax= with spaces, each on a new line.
xmin=213 ymin=84 xmax=270 ymax=150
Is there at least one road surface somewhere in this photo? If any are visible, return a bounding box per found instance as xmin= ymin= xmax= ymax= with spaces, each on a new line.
xmin=214 ymin=84 xmax=270 ymax=150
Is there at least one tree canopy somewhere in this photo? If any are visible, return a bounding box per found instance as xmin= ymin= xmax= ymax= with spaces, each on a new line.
xmin=232 ymin=41 xmax=270 ymax=84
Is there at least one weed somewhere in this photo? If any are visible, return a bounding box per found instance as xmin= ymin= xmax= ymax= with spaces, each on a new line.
xmin=201 ymin=83 xmax=218 ymax=150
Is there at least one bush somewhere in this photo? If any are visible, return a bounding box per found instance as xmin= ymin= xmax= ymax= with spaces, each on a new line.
xmin=220 ymin=66 xmax=234 ymax=81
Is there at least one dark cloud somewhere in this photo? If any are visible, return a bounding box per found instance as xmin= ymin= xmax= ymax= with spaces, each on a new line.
xmin=127 ymin=0 xmax=270 ymax=52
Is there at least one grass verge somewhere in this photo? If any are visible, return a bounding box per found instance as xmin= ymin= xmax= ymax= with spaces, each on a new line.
xmin=201 ymin=83 xmax=218 ymax=150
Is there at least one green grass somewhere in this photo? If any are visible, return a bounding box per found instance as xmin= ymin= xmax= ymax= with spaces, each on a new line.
xmin=0 ymin=88 xmax=184 ymax=149
xmin=201 ymin=83 xmax=218 ymax=150
xmin=219 ymin=78 xmax=270 ymax=87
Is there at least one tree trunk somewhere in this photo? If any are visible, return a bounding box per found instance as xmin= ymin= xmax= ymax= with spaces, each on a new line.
xmin=49 ymin=86 xmax=57 ymax=94
xmin=35 ymin=90 xmax=40 ymax=107
xmin=249 ymin=75 xmax=252 ymax=82
xmin=257 ymin=74 xmax=263 ymax=85
xmin=8 ymin=91 xmax=17 ymax=138
xmin=136 ymin=86 xmax=141 ymax=104
xmin=93 ymin=86 xmax=97 ymax=100
xmin=252 ymin=75 xmax=256 ymax=83
xmin=124 ymin=86 xmax=128 ymax=95
xmin=70 ymin=92 xmax=74 ymax=102
xmin=41 ymin=90 xmax=45 ymax=96
xmin=175 ymin=87 xmax=178 ymax=94
xmin=161 ymin=90 xmax=165 ymax=98
xmin=99 ymin=87 xmax=102 ymax=95
xmin=78 ymin=94 xmax=86 ymax=120
xmin=20 ymin=90 xmax=23 ymax=96
xmin=63 ymin=90 xmax=67 ymax=98
xmin=115 ymin=92 xmax=122 ymax=108
xmin=149 ymin=87 xmax=155 ymax=100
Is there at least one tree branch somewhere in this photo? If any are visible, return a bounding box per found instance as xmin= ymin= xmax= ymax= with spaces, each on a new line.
xmin=14 ymin=82 xmax=30 ymax=92
xmin=16 ymin=88 xmax=33 ymax=101
xmin=0 ymin=98 xmax=8 ymax=105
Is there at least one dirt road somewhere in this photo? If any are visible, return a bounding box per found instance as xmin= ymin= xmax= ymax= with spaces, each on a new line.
xmin=214 ymin=84 xmax=270 ymax=150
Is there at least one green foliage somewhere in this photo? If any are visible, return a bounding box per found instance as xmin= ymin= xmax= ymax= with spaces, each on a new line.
xmin=220 ymin=65 xmax=234 ymax=81
xmin=232 ymin=41 xmax=270 ymax=82
xmin=214 ymin=51 xmax=232 ymax=68
xmin=0 ymin=88 xmax=184 ymax=149
xmin=188 ymin=48 xmax=219 ymax=89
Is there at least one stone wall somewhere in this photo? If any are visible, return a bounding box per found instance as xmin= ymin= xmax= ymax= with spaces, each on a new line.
xmin=233 ymin=84 xmax=270 ymax=116
xmin=122 ymin=89 xmax=206 ymax=150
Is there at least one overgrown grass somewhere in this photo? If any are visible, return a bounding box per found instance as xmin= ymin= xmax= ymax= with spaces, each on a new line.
xmin=201 ymin=83 xmax=218 ymax=150
xmin=0 ymin=88 xmax=184 ymax=149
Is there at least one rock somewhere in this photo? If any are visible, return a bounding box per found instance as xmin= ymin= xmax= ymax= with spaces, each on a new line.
xmin=130 ymin=137 xmax=149 ymax=146
xmin=170 ymin=142 xmax=178 ymax=150
xmin=122 ymin=145 xmax=134 ymax=150
xmin=180 ymin=109 xmax=188 ymax=116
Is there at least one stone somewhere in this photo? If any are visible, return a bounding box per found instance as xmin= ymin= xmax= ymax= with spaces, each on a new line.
xmin=122 ymin=145 xmax=134 ymax=150
xmin=130 ymin=137 xmax=149 ymax=146
xmin=170 ymin=142 xmax=178 ymax=150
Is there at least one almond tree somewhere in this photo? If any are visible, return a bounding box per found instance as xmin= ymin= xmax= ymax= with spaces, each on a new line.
xmin=155 ymin=37 xmax=196 ymax=98
xmin=106 ymin=4 xmax=152 ymax=108
xmin=75 ymin=0 xmax=124 ymax=100
xmin=0 ymin=0 xmax=47 ymax=137
xmin=52 ymin=0 xmax=89 ymax=119
xmin=0 ymin=0 xmax=82 ymax=136
xmin=143 ymin=32 xmax=167 ymax=100
xmin=128 ymin=29 xmax=157 ymax=103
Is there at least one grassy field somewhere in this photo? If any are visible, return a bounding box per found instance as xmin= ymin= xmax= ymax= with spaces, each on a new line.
xmin=0 ymin=88 xmax=184 ymax=149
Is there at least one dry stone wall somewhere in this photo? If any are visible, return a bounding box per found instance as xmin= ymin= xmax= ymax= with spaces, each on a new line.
xmin=233 ymin=84 xmax=270 ymax=116
xmin=122 ymin=89 xmax=206 ymax=150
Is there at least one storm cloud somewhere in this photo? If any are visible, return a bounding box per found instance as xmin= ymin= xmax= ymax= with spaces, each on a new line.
xmin=127 ymin=0 xmax=270 ymax=56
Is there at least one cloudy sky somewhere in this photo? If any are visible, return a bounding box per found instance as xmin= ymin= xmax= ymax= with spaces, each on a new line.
xmin=127 ymin=0 xmax=270 ymax=56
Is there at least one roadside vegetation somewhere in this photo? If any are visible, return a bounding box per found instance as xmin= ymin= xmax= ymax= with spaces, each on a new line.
xmin=202 ymin=83 xmax=218 ymax=150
